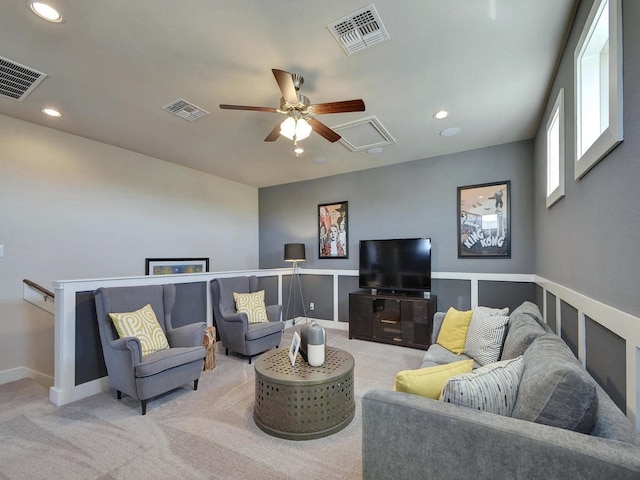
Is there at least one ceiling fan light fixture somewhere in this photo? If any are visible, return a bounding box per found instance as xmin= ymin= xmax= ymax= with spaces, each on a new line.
xmin=280 ymin=117 xmax=311 ymax=141
xmin=296 ymin=118 xmax=312 ymax=140
xmin=280 ymin=117 xmax=296 ymax=140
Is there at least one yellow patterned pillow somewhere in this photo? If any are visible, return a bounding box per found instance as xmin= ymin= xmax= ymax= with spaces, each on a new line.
xmin=233 ymin=290 xmax=269 ymax=324
xmin=109 ymin=304 xmax=170 ymax=356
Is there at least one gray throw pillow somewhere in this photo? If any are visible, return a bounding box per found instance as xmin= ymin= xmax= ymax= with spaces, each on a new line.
xmin=511 ymin=334 xmax=598 ymax=433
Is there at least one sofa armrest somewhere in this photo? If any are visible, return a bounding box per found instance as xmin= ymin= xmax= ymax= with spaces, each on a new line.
xmin=110 ymin=337 xmax=142 ymax=365
xmin=362 ymin=389 xmax=640 ymax=480
xmin=222 ymin=312 xmax=248 ymax=324
xmin=430 ymin=311 xmax=446 ymax=344
xmin=266 ymin=304 xmax=282 ymax=322
xmin=166 ymin=322 xmax=206 ymax=347
xmin=104 ymin=337 xmax=142 ymax=396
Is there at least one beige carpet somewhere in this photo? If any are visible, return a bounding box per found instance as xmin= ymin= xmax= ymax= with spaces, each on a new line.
xmin=0 ymin=327 xmax=424 ymax=480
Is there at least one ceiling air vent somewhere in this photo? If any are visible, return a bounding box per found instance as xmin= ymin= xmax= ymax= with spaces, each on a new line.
xmin=162 ymin=98 xmax=210 ymax=122
xmin=327 ymin=4 xmax=390 ymax=56
xmin=0 ymin=56 xmax=47 ymax=101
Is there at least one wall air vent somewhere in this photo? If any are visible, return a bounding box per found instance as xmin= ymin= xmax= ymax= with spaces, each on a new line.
xmin=0 ymin=56 xmax=47 ymax=101
xmin=332 ymin=116 xmax=396 ymax=152
xmin=162 ymin=98 xmax=210 ymax=122
xmin=327 ymin=4 xmax=390 ymax=56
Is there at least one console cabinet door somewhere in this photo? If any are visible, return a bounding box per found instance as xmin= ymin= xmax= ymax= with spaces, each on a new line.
xmin=349 ymin=294 xmax=372 ymax=339
xmin=402 ymin=300 xmax=432 ymax=346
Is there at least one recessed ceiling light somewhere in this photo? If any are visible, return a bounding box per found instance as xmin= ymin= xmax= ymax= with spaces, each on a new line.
xmin=433 ymin=110 xmax=449 ymax=120
xmin=367 ymin=147 xmax=384 ymax=155
xmin=440 ymin=127 xmax=461 ymax=137
xmin=312 ymin=157 xmax=327 ymax=164
xmin=29 ymin=2 xmax=63 ymax=23
xmin=42 ymin=108 xmax=61 ymax=117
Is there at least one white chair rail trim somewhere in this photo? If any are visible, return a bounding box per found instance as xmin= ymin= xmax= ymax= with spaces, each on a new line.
xmin=49 ymin=269 xmax=639 ymax=431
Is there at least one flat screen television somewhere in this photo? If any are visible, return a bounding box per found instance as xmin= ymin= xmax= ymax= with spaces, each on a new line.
xmin=359 ymin=238 xmax=431 ymax=293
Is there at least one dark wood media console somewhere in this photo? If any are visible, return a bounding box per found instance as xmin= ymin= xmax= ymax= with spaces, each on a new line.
xmin=348 ymin=291 xmax=437 ymax=349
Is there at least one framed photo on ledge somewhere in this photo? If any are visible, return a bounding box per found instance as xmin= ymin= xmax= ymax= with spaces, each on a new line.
xmin=458 ymin=181 xmax=511 ymax=258
xmin=145 ymin=257 xmax=210 ymax=275
xmin=289 ymin=331 xmax=301 ymax=366
xmin=318 ymin=201 xmax=348 ymax=259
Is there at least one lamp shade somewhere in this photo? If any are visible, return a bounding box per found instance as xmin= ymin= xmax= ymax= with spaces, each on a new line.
xmin=284 ymin=243 xmax=306 ymax=262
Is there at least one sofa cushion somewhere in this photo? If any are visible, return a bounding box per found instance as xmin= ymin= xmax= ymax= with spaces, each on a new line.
xmin=233 ymin=290 xmax=268 ymax=324
xmin=500 ymin=313 xmax=546 ymax=360
xmin=109 ymin=304 xmax=170 ymax=357
xmin=464 ymin=307 xmax=510 ymax=365
xmin=512 ymin=334 xmax=598 ymax=433
xmin=394 ymin=360 xmax=474 ymax=399
xmin=440 ymin=356 xmax=524 ymax=416
xmin=421 ymin=344 xmax=477 ymax=369
xmin=436 ymin=307 xmax=473 ymax=354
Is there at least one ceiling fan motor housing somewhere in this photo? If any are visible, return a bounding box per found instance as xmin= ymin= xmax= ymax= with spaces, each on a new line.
xmin=279 ymin=93 xmax=311 ymax=114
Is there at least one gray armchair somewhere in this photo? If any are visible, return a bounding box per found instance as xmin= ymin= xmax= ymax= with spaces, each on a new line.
xmin=94 ymin=284 xmax=206 ymax=414
xmin=211 ymin=276 xmax=283 ymax=363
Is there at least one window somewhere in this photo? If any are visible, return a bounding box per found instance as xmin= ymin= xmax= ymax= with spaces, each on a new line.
xmin=574 ymin=0 xmax=623 ymax=180
xmin=546 ymin=89 xmax=565 ymax=207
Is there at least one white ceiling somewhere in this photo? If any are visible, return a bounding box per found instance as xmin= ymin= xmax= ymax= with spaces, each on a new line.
xmin=0 ymin=1 xmax=577 ymax=188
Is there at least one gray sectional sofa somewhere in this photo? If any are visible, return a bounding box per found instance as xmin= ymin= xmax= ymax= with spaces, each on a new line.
xmin=362 ymin=302 xmax=640 ymax=479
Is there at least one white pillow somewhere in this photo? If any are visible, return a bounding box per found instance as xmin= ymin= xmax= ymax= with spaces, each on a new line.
xmin=440 ymin=356 xmax=524 ymax=416
xmin=464 ymin=306 xmax=509 ymax=365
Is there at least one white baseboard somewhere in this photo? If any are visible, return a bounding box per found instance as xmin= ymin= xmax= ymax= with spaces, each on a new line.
xmin=0 ymin=366 xmax=54 ymax=389
xmin=49 ymin=377 xmax=110 ymax=407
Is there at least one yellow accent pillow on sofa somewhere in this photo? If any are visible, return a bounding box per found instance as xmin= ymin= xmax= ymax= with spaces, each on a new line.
xmin=436 ymin=307 xmax=473 ymax=354
xmin=394 ymin=360 xmax=474 ymax=399
xmin=233 ymin=290 xmax=269 ymax=324
xmin=109 ymin=304 xmax=170 ymax=357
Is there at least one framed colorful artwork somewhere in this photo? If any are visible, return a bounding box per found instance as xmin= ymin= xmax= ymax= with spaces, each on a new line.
xmin=145 ymin=257 xmax=210 ymax=275
xmin=318 ymin=201 xmax=348 ymax=259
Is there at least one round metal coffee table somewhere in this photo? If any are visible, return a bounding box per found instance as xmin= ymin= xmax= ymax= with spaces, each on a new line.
xmin=254 ymin=346 xmax=355 ymax=440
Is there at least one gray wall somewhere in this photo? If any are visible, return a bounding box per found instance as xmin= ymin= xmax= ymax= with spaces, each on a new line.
xmin=533 ymin=0 xmax=640 ymax=319
xmin=0 ymin=113 xmax=259 ymax=380
xmin=260 ymin=140 xmax=535 ymax=274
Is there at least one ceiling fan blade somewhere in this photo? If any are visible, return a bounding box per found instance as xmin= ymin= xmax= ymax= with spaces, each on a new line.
xmin=219 ymin=104 xmax=278 ymax=113
xmin=307 ymin=118 xmax=341 ymax=143
xmin=311 ymin=99 xmax=365 ymax=115
xmin=272 ymin=69 xmax=298 ymax=105
xmin=264 ymin=123 xmax=281 ymax=142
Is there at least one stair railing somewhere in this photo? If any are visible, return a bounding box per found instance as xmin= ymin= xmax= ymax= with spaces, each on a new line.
xmin=23 ymin=278 xmax=55 ymax=314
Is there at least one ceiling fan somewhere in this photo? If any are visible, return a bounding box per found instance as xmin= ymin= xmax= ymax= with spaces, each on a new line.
xmin=220 ymin=69 xmax=365 ymax=149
